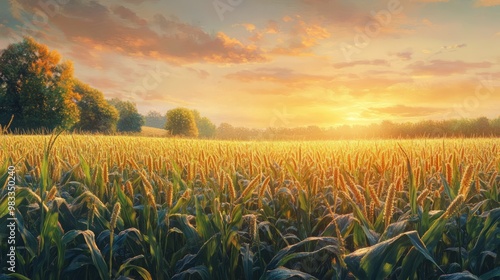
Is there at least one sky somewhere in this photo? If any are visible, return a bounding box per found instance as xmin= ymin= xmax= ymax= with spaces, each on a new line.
xmin=0 ymin=0 xmax=499 ymax=128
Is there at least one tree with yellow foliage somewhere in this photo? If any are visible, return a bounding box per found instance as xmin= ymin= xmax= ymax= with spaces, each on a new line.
xmin=0 ymin=37 xmax=80 ymax=130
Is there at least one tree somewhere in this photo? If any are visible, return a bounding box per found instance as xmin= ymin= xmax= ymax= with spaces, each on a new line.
xmin=197 ymin=117 xmax=216 ymax=138
xmin=165 ymin=107 xmax=198 ymax=137
xmin=216 ymin=123 xmax=235 ymax=139
xmin=380 ymin=120 xmax=397 ymax=138
xmin=473 ymin=117 xmax=490 ymax=136
xmin=191 ymin=110 xmax=216 ymax=138
xmin=74 ymin=80 xmax=118 ymax=133
xmin=144 ymin=111 xmax=165 ymax=128
xmin=108 ymin=98 xmax=144 ymax=132
xmin=0 ymin=37 xmax=80 ymax=130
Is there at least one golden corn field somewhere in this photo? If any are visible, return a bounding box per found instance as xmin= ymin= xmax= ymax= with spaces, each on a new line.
xmin=1 ymin=134 xmax=500 ymax=279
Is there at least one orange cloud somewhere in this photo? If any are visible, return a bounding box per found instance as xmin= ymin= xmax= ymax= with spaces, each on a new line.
xmin=225 ymin=67 xmax=333 ymax=87
xmin=241 ymin=23 xmax=256 ymax=32
xmin=408 ymin=60 xmax=492 ymax=76
xmin=389 ymin=51 xmax=413 ymax=61
xmin=475 ymin=0 xmax=500 ymax=6
xmin=265 ymin=20 xmax=279 ymax=34
xmin=186 ymin=67 xmax=210 ymax=79
xmin=270 ymin=16 xmax=330 ymax=56
xmin=122 ymin=0 xmax=157 ymax=4
xmin=422 ymin=18 xmax=434 ymax=27
xmin=111 ymin=5 xmax=147 ymax=26
xmin=415 ymin=0 xmax=500 ymax=6
xmin=299 ymin=0 xmax=366 ymax=26
xmin=333 ymin=59 xmax=390 ymax=69
xmin=11 ymin=0 xmax=267 ymax=65
xmin=85 ymin=76 xmax=121 ymax=90
xmin=414 ymin=0 xmax=449 ymax=2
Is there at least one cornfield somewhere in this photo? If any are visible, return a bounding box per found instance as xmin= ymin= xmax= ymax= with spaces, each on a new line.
xmin=1 ymin=134 xmax=499 ymax=279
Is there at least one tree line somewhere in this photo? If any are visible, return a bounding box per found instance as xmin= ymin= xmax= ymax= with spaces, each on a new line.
xmin=0 ymin=38 xmax=218 ymax=137
xmin=144 ymin=109 xmax=500 ymax=140
xmin=250 ymin=117 xmax=500 ymax=140
xmin=0 ymin=38 xmax=144 ymax=133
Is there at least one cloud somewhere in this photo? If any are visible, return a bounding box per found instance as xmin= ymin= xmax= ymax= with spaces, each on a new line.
xmin=265 ymin=20 xmax=279 ymax=34
xmin=270 ymin=15 xmax=330 ymax=56
xmin=366 ymin=105 xmax=445 ymax=117
xmin=408 ymin=60 xmax=492 ymax=75
xmin=299 ymin=0 xmax=367 ymax=26
xmin=84 ymin=76 xmax=121 ymax=90
xmin=243 ymin=87 xmax=295 ymax=96
xmin=186 ymin=67 xmax=210 ymax=79
xmin=421 ymin=44 xmax=467 ymax=57
xmin=8 ymin=0 xmax=267 ymax=65
xmin=389 ymin=51 xmax=413 ymax=61
xmin=421 ymin=18 xmax=434 ymax=27
xmin=441 ymin=43 xmax=467 ymax=50
xmin=333 ymin=59 xmax=390 ymax=69
xmin=299 ymin=0 xmax=416 ymax=39
xmin=242 ymin=20 xmax=281 ymax=44
xmin=395 ymin=77 xmax=499 ymax=104
xmin=225 ymin=67 xmax=333 ymax=87
xmin=413 ymin=0 xmax=449 ymax=2
xmin=111 ymin=5 xmax=147 ymax=26
xmin=8 ymin=0 xmax=23 ymax=20
xmin=476 ymin=71 xmax=500 ymax=79
xmin=239 ymin=15 xmax=331 ymax=56
xmin=475 ymin=0 xmax=500 ymax=6
xmin=344 ymin=76 xmax=411 ymax=91
xmin=415 ymin=0 xmax=500 ymax=6
xmin=123 ymin=0 xmax=158 ymax=4
xmin=240 ymin=23 xmax=256 ymax=32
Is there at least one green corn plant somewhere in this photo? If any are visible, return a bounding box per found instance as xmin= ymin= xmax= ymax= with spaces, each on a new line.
xmin=345 ymin=231 xmax=441 ymax=280
xmin=62 ymin=230 xmax=109 ymax=280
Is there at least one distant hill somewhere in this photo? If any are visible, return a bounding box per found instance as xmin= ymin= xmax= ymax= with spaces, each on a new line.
xmin=141 ymin=126 xmax=168 ymax=137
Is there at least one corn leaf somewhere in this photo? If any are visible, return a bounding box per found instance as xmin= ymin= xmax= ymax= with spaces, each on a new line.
xmin=345 ymin=231 xmax=439 ymax=280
